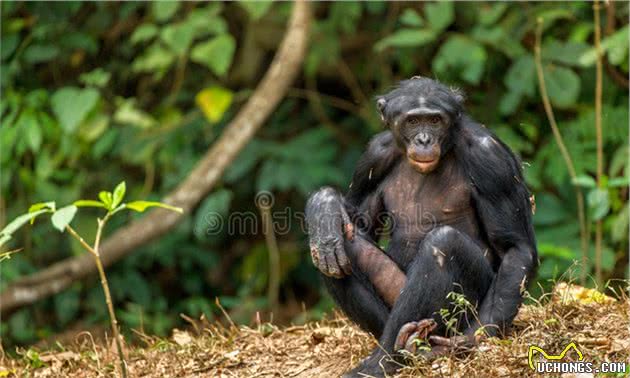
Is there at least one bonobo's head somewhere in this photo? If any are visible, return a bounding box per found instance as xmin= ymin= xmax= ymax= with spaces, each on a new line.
xmin=376 ymin=76 xmax=464 ymax=174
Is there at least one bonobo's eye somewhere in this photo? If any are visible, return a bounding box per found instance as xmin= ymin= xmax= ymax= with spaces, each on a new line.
xmin=408 ymin=116 xmax=420 ymax=125
xmin=429 ymin=115 xmax=441 ymax=125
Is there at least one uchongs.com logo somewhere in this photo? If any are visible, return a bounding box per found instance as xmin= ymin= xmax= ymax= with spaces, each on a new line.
xmin=528 ymin=342 xmax=627 ymax=375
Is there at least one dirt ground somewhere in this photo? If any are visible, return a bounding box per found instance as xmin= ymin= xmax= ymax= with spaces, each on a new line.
xmin=2 ymin=285 xmax=629 ymax=377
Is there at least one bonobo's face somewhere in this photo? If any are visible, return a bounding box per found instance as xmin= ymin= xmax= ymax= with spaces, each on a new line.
xmin=396 ymin=107 xmax=448 ymax=173
xmin=376 ymin=77 xmax=464 ymax=174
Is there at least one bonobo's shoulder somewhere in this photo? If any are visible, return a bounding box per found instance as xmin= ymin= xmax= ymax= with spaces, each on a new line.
xmin=346 ymin=131 xmax=401 ymax=205
xmin=455 ymin=118 xmax=527 ymax=196
xmin=366 ymin=130 xmax=397 ymax=155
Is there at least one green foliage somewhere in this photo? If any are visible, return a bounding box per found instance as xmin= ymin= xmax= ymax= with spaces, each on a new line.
xmin=239 ymin=1 xmax=273 ymax=21
xmin=51 ymin=206 xmax=78 ymax=232
xmin=50 ymin=87 xmax=100 ymax=134
xmin=191 ymin=35 xmax=236 ymax=76
xmin=433 ymin=36 xmax=487 ymax=84
xmin=1 ymin=1 xmax=628 ymax=348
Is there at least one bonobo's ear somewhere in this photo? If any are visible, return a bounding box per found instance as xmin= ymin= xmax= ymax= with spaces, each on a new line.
xmin=376 ymin=97 xmax=387 ymax=122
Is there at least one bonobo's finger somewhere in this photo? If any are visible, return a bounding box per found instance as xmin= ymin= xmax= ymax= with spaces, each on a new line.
xmin=309 ymin=245 xmax=319 ymax=266
xmin=394 ymin=322 xmax=418 ymax=351
xmin=317 ymin=248 xmax=329 ymax=275
xmin=404 ymin=331 xmax=421 ymax=353
xmin=416 ymin=319 xmax=438 ymax=339
xmin=343 ymin=222 xmax=355 ymax=241
xmin=335 ymin=244 xmax=352 ymax=275
xmin=324 ymin=253 xmax=342 ymax=278
xmin=428 ymin=335 xmax=452 ymax=347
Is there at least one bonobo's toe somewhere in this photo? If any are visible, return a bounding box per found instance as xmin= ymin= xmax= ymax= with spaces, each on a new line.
xmin=415 ymin=318 xmax=438 ymax=339
xmin=394 ymin=318 xmax=437 ymax=353
xmin=394 ymin=321 xmax=418 ymax=351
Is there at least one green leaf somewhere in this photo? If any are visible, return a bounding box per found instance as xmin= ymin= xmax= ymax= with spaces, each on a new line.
xmin=471 ymin=26 xmax=525 ymax=58
xmin=152 ymin=1 xmax=180 ymax=22
xmin=498 ymin=91 xmax=522 ymax=116
xmin=51 ymin=205 xmax=78 ymax=232
xmin=160 ymin=22 xmax=196 ymax=55
xmin=542 ymin=39 xmax=590 ymax=67
xmin=374 ymin=29 xmax=436 ymax=51
xmin=125 ymin=201 xmax=183 ymax=213
xmin=587 ymin=188 xmax=610 ymax=221
xmin=608 ymin=177 xmax=629 ymax=188
xmin=194 ymin=189 xmax=233 ymax=242
xmin=611 ymin=206 xmax=629 ymax=242
xmin=504 ymin=55 xmax=536 ymax=96
xmin=18 ymin=110 xmax=42 ymax=152
xmin=114 ymin=98 xmax=157 ymax=129
xmin=73 ymin=200 xmax=106 ymax=208
xmin=0 ymin=209 xmax=50 ymax=247
xmin=29 ymin=202 xmax=56 ymax=213
xmin=130 ymin=24 xmax=158 ymax=45
xmin=572 ymin=175 xmax=597 ymax=188
xmin=59 ymin=32 xmax=98 ymax=54
xmin=433 ymin=36 xmax=487 ymax=84
xmin=112 ymin=182 xmax=126 ymax=209
xmin=543 ymin=65 xmax=580 ymax=108
xmin=580 ymin=25 xmax=629 ymax=66
xmin=79 ymin=68 xmax=111 ymax=88
xmin=535 ymin=8 xmax=574 ymax=32
xmin=51 ymin=87 xmax=100 ymax=134
xmin=23 ymin=44 xmax=59 ymax=64
xmin=78 ymin=113 xmax=109 ymax=142
xmin=425 ymin=1 xmax=453 ymax=31
xmin=99 ymin=191 xmax=113 ymax=209
xmin=538 ymin=243 xmax=574 ymax=260
xmin=195 ymin=86 xmax=234 ymax=123
xmin=239 ymin=1 xmax=273 ymax=20
xmin=1 ymin=34 xmax=19 ymax=60
xmin=186 ymin=7 xmax=227 ymax=36
xmin=477 ymin=3 xmax=508 ymax=26
xmin=190 ymin=35 xmax=236 ymax=76
xmin=132 ymin=43 xmax=176 ymax=75
xmin=400 ymin=9 xmax=424 ymax=27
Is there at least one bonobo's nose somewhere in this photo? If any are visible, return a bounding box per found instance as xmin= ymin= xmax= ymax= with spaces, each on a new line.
xmin=415 ymin=133 xmax=431 ymax=146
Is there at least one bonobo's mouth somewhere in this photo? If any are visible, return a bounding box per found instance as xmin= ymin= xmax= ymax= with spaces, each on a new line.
xmin=408 ymin=156 xmax=439 ymax=173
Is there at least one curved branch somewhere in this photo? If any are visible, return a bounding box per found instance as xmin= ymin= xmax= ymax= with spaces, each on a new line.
xmin=0 ymin=0 xmax=311 ymax=316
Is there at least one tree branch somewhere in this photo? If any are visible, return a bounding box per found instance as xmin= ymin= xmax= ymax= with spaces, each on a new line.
xmin=0 ymin=0 xmax=312 ymax=316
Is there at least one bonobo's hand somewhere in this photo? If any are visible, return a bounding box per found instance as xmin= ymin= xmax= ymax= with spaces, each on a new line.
xmin=305 ymin=188 xmax=353 ymax=278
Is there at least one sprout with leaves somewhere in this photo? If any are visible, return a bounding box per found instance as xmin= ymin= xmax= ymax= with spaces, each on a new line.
xmin=0 ymin=181 xmax=182 ymax=378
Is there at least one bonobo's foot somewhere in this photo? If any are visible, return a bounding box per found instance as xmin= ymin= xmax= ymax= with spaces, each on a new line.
xmin=394 ymin=319 xmax=437 ymax=353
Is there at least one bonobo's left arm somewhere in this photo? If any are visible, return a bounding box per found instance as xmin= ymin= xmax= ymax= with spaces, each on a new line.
xmin=459 ymin=121 xmax=538 ymax=338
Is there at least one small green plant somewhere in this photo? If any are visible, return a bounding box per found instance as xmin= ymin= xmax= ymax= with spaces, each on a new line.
xmin=0 ymin=181 xmax=182 ymax=378
xmin=23 ymin=348 xmax=46 ymax=369
xmin=438 ymin=291 xmax=477 ymax=337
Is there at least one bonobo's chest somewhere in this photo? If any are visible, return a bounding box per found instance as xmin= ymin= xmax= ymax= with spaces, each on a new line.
xmin=381 ymin=156 xmax=476 ymax=240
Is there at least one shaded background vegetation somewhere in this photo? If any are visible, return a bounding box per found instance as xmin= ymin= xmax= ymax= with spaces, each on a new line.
xmin=1 ymin=1 xmax=628 ymax=348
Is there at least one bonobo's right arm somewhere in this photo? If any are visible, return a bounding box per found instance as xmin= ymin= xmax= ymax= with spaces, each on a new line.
xmin=305 ymin=131 xmax=400 ymax=278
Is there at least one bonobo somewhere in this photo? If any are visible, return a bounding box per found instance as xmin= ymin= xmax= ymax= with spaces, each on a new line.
xmin=305 ymin=77 xmax=537 ymax=377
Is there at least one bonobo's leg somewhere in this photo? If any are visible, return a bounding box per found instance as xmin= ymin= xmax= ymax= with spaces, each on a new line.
xmin=321 ymin=268 xmax=389 ymax=338
xmin=321 ymin=234 xmax=404 ymax=338
xmin=347 ymin=226 xmax=495 ymax=377
xmin=345 ymin=235 xmax=407 ymax=307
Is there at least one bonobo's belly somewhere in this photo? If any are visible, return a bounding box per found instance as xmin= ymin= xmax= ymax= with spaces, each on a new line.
xmin=380 ymin=160 xmax=492 ymax=270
